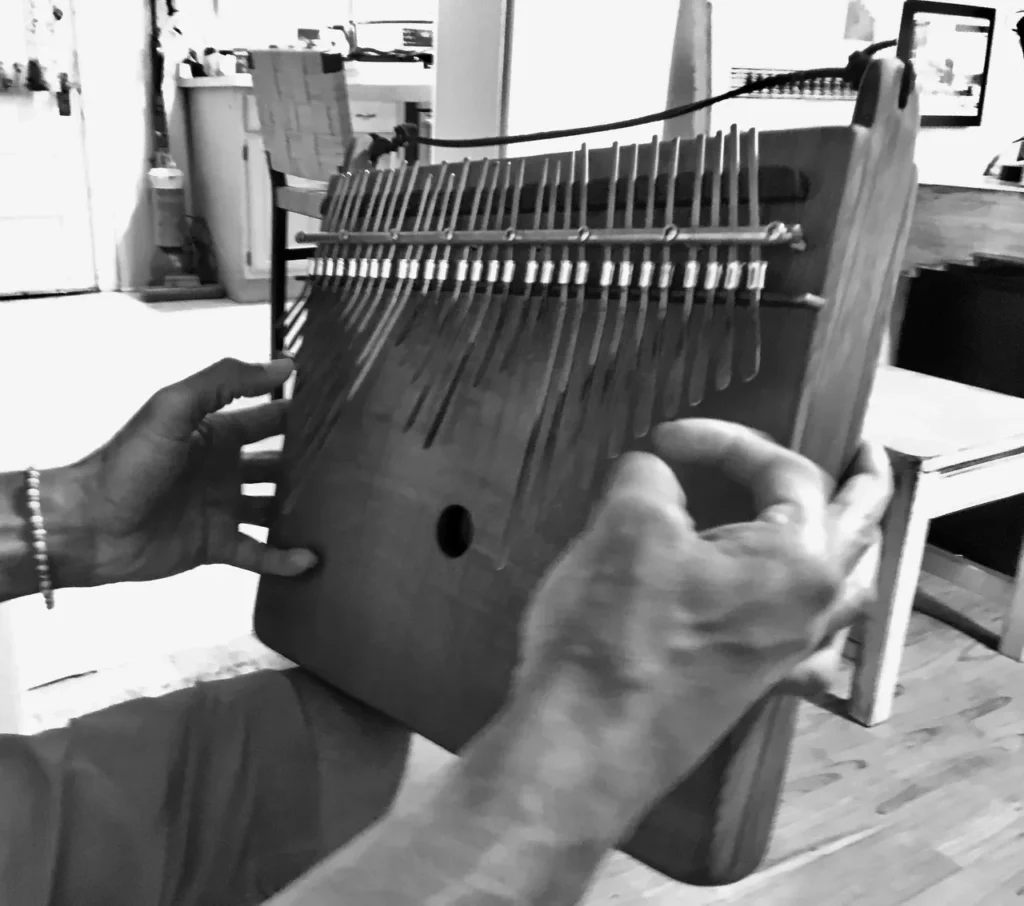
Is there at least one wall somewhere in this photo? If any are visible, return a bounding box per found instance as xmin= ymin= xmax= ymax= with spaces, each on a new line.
xmin=504 ymin=0 xmax=686 ymax=158
xmin=73 ymin=0 xmax=153 ymax=291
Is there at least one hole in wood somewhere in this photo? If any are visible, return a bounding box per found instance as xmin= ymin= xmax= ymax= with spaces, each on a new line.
xmin=436 ymin=504 xmax=474 ymax=559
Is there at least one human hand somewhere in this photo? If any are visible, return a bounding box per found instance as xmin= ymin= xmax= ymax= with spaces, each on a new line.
xmin=53 ymin=357 xmax=315 ymax=588
xmin=512 ymin=420 xmax=891 ymax=819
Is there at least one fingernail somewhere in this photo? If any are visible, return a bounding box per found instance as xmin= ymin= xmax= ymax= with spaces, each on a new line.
xmin=290 ymin=548 xmax=318 ymax=572
xmin=265 ymin=358 xmax=295 ymax=379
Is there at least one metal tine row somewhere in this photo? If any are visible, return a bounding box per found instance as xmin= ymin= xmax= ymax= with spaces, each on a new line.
xmin=401 ymin=158 xmax=478 ymax=428
xmin=290 ymin=163 xmax=429 ymax=481
xmin=499 ymin=148 xmax=579 ymax=564
xmin=287 ymin=168 xmax=374 ymax=445
xmin=278 ymin=171 xmax=357 ymax=356
xmin=417 ymin=158 xmax=505 ymax=448
xmin=429 ymin=159 xmax=524 ymax=450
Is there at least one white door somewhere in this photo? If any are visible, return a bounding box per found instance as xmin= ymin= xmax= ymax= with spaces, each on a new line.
xmin=0 ymin=0 xmax=96 ymax=296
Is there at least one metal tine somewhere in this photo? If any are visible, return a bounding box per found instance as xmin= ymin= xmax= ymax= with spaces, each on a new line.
xmin=626 ymin=134 xmax=661 ymax=441
xmin=533 ymin=143 xmax=590 ymax=506
xmin=522 ymin=146 xmax=578 ymax=494
xmin=342 ymin=166 xmax=405 ymax=331
xmin=290 ymin=170 xmax=372 ymax=429
xmin=646 ymin=136 xmax=681 ymax=429
xmin=599 ymin=142 xmax=639 ymax=463
xmin=573 ymin=140 xmax=620 ymax=450
xmin=347 ymin=168 xmax=444 ymax=400
xmin=471 ymin=158 xmax=527 ymax=388
xmin=279 ymin=172 xmax=352 ymax=334
xmin=400 ymin=158 xmax=472 ymax=391
xmin=715 ymin=124 xmax=742 ymax=391
xmin=740 ymin=128 xmax=763 ymax=382
xmin=420 ymin=157 xmax=502 ymax=416
xmin=687 ymin=130 xmax=724 ymax=408
xmin=405 ymin=158 xmax=491 ymax=432
xmin=394 ymin=165 xmax=454 ymax=347
xmin=493 ymin=157 xmax=550 ymax=375
xmin=339 ymin=168 xmax=393 ymax=324
xmin=498 ymin=155 xmax=568 ymax=564
xmin=408 ymin=160 xmax=495 ymax=436
xmin=662 ymin=133 xmax=705 ymax=418
xmin=351 ymin=163 xmax=421 ymax=336
xmin=289 ymin=163 xmax=423 ymax=482
xmin=432 ymin=161 xmax=518 ymax=448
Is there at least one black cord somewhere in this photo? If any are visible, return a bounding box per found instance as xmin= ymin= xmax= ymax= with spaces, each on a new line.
xmin=375 ymin=39 xmax=899 ymax=158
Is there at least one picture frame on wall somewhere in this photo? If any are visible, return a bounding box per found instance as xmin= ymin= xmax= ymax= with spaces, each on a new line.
xmin=897 ymin=0 xmax=996 ymax=127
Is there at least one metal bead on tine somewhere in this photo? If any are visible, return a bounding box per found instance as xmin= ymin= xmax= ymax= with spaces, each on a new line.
xmin=715 ymin=124 xmax=742 ymax=392
xmin=687 ymin=129 xmax=724 ymax=408
xmin=741 ymin=127 xmax=764 ymax=382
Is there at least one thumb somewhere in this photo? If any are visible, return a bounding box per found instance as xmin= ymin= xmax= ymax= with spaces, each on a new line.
xmin=148 ymin=358 xmax=294 ymax=437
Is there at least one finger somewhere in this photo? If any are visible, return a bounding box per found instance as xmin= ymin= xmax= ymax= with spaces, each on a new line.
xmin=225 ymin=533 xmax=318 ymax=576
xmin=602 ymin=451 xmax=689 ymax=514
xmin=817 ymin=539 xmax=882 ymax=640
xmin=776 ymin=627 xmax=850 ymax=697
xmin=828 ymin=441 xmax=893 ymax=571
xmin=147 ymin=358 xmax=294 ymax=439
xmin=239 ymin=494 xmax=277 ymax=528
xmin=652 ymin=419 xmax=830 ymax=531
xmin=240 ymin=450 xmax=282 ymax=485
xmin=214 ymin=399 xmax=290 ymax=447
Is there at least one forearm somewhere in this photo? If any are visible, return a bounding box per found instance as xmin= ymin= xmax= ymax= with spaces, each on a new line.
xmin=0 ymin=467 xmax=93 ymax=604
xmin=268 ymin=673 xmax=644 ymax=906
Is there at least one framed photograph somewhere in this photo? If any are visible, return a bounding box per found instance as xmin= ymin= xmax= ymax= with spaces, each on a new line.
xmin=897 ymin=1 xmax=996 ymax=127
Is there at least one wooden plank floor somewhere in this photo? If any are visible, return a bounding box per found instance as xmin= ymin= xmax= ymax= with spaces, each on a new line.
xmin=24 ymin=564 xmax=1024 ymax=904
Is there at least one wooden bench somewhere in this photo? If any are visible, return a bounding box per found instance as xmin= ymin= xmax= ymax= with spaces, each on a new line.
xmin=851 ymin=366 xmax=1024 ymax=726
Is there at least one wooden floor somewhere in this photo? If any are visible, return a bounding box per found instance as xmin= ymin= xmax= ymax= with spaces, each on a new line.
xmin=25 ymin=560 xmax=1024 ymax=904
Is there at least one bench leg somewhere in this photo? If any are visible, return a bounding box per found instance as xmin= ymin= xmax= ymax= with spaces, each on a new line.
xmin=850 ymin=461 xmax=934 ymax=727
xmin=1001 ymin=543 xmax=1024 ymax=662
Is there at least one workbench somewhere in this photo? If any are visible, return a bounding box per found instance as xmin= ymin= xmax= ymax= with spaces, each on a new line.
xmin=853 ymin=366 xmax=1024 ymax=726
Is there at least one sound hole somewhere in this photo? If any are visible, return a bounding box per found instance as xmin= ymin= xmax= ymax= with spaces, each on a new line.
xmin=436 ymin=505 xmax=474 ymax=559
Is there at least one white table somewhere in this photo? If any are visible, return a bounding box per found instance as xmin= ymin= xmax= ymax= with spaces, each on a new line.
xmin=851 ymin=366 xmax=1024 ymax=726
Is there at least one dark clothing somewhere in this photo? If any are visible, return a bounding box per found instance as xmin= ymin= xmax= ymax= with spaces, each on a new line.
xmin=0 ymin=669 xmax=408 ymax=906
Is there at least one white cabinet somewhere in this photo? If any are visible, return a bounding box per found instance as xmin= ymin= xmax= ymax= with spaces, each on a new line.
xmin=183 ymin=75 xmax=430 ymax=302
xmin=185 ymin=79 xmax=325 ymax=303
xmin=241 ymin=133 xmax=323 ymax=280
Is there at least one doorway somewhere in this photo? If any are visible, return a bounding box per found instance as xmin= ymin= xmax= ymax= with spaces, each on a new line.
xmin=0 ymin=0 xmax=96 ymax=297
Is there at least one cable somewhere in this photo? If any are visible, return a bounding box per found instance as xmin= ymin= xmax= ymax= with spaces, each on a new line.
xmin=374 ymin=39 xmax=900 ymax=158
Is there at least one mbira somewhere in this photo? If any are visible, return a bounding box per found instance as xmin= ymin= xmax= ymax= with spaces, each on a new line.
xmin=256 ymin=57 xmax=919 ymax=885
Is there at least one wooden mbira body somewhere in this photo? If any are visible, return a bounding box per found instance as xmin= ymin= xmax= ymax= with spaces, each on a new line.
xmin=255 ymin=58 xmax=919 ymax=885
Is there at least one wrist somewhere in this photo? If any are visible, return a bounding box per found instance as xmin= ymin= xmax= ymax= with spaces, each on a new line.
xmin=455 ymin=672 xmax=653 ymax=851
xmin=0 ymin=466 xmax=96 ymax=604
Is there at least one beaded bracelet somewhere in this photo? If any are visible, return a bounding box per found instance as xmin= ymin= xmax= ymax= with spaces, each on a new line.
xmin=24 ymin=468 xmax=55 ymax=610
